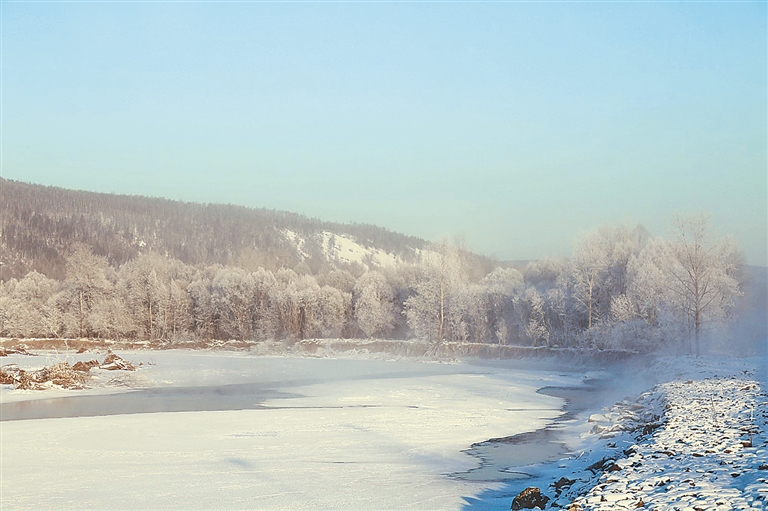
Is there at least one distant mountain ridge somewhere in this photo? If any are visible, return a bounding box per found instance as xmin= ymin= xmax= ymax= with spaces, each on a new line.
xmin=0 ymin=179 xmax=430 ymax=280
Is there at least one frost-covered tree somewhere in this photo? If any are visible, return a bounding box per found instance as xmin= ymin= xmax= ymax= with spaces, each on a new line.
xmin=522 ymin=287 xmax=549 ymax=346
xmin=445 ymin=283 xmax=489 ymax=343
xmin=598 ymin=224 xmax=649 ymax=298
xmin=272 ymin=270 xmax=349 ymax=340
xmin=61 ymin=244 xmax=112 ymax=338
xmin=272 ymin=269 xmax=304 ymax=340
xmin=160 ymin=259 xmax=194 ymax=340
xmin=318 ymin=269 xmax=357 ymax=336
xmin=663 ymin=214 xmax=742 ymax=355
xmin=353 ymin=270 xmax=396 ymax=338
xmin=570 ymin=229 xmax=616 ymax=330
xmin=545 ymin=286 xmax=571 ymax=346
xmin=213 ymin=267 xmax=256 ymax=340
xmin=445 ymin=284 xmax=472 ymax=343
xmin=89 ymin=293 xmax=138 ymax=340
xmin=188 ymin=268 xmax=221 ymax=341
xmin=609 ymin=217 xmax=742 ymax=354
xmin=0 ymin=280 xmax=16 ymax=336
xmin=568 ymin=225 xmax=648 ymax=333
xmin=404 ymin=263 xmax=443 ymax=343
xmin=304 ymin=285 xmax=348 ymax=338
xmin=252 ymin=267 xmax=279 ymax=340
xmin=624 ymin=238 xmax=670 ymax=327
xmin=4 ymin=271 xmax=59 ymax=338
xmin=524 ymin=257 xmax=567 ymax=291
xmin=480 ymin=267 xmax=524 ymax=344
xmin=318 ymin=269 xmax=356 ymax=294
xmin=119 ymin=253 xmax=168 ymax=340
xmin=404 ymin=242 xmax=467 ymax=344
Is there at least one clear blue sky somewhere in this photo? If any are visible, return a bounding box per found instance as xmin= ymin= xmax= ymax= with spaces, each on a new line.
xmin=2 ymin=1 xmax=766 ymax=265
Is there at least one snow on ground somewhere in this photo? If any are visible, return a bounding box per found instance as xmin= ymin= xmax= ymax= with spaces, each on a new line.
xmin=4 ymin=350 xmax=764 ymax=510
xmin=0 ymin=351 xmax=574 ymax=510
xmin=570 ymin=377 xmax=767 ymax=510
xmin=564 ymin=358 xmax=768 ymax=511
xmin=281 ymin=228 xmax=406 ymax=269
xmin=463 ymin=356 xmax=768 ymax=511
xmin=320 ymin=231 xmax=401 ymax=268
xmin=282 ymin=229 xmax=312 ymax=260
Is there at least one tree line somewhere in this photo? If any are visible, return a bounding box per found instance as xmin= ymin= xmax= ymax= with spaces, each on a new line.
xmin=0 ymin=213 xmax=744 ymax=355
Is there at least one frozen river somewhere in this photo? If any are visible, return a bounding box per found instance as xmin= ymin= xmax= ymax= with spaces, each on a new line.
xmin=0 ymin=351 xmax=620 ymax=510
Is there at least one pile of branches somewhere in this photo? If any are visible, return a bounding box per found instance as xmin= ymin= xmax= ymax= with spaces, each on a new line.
xmin=1 ymin=352 xmax=137 ymax=390
xmin=0 ymin=345 xmax=32 ymax=357
xmin=0 ymin=362 xmax=88 ymax=390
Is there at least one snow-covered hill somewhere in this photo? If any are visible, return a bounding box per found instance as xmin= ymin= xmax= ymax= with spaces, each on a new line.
xmin=282 ymin=229 xmax=418 ymax=270
xmin=0 ymin=178 xmax=428 ymax=279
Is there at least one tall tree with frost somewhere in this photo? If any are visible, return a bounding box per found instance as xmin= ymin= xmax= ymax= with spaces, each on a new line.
xmin=663 ymin=214 xmax=741 ymax=356
xmin=306 ymin=285 xmax=347 ymax=338
xmin=5 ymin=271 xmax=59 ymax=338
xmin=481 ymin=267 xmax=524 ymax=344
xmin=63 ymin=244 xmax=112 ymax=338
xmin=161 ymin=259 xmax=194 ymax=340
xmin=272 ymin=269 xmax=303 ymax=340
xmin=89 ymin=292 xmax=137 ymax=340
xmin=624 ymin=238 xmax=671 ymax=327
xmin=188 ymin=269 xmax=220 ymax=341
xmin=523 ymin=287 xmax=549 ymax=346
xmin=0 ymin=280 xmax=15 ymax=336
xmin=404 ymin=241 xmax=466 ymax=344
xmin=319 ymin=269 xmax=357 ymax=336
xmin=354 ymin=271 xmax=396 ymax=338
xmin=598 ymin=224 xmax=649 ymax=299
xmin=569 ymin=225 xmax=648 ymax=332
xmin=120 ymin=253 xmax=168 ymax=341
xmin=252 ymin=267 xmax=278 ymax=340
xmin=213 ymin=267 xmax=256 ymax=341
xmin=570 ymin=232 xmax=610 ymax=329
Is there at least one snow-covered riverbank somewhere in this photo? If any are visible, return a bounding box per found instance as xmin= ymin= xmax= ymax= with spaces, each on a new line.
xmin=563 ymin=359 xmax=768 ymax=511
xmin=467 ymin=357 xmax=768 ymax=511
xmin=579 ymin=381 xmax=766 ymax=510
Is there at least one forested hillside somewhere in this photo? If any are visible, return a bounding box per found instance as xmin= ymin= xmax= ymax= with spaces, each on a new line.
xmin=0 ymin=179 xmax=428 ymax=281
xmin=0 ymin=180 xmax=760 ymax=355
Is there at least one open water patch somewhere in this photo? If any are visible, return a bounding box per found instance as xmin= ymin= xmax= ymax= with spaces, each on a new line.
xmin=0 ymin=382 xmax=299 ymax=421
xmin=0 ymin=364 xmax=474 ymax=421
xmin=455 ymin=376 xmax=623 ymax=485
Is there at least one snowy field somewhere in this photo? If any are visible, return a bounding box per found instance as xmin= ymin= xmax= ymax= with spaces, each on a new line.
xmin=1 ymin=350 xmax=585 ymax=510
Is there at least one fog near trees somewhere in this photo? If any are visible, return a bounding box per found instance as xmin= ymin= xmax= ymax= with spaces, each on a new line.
xmin=0 ymin=208 xmax=757 ymax=355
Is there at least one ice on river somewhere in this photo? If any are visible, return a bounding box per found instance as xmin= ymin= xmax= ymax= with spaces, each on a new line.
xmin=0 ymin=351 xmax=575 ymax=510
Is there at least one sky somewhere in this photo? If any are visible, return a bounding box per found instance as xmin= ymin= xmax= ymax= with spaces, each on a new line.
xmin=2 ymin=2 xmax=766 ymax=266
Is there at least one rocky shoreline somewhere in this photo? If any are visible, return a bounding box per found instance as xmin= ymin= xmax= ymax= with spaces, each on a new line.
xmin=508 ymin=359 xmax=768 ymax=510
xmin=563 ymin=374 xmax=768 ymax=510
